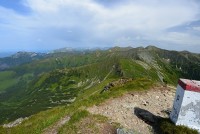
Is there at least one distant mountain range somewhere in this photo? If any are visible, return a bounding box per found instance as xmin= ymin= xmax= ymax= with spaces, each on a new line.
xmin=0 ymin=52 xmax=15 ymax=58
xmin=0 ymin=52 xmax=46 ymax=70
xmin=0 ymin=45 xmax=200 ymax=128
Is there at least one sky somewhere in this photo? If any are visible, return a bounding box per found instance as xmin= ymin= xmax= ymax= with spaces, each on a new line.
xmin=0 ymin=0 xmax=200 ymax=53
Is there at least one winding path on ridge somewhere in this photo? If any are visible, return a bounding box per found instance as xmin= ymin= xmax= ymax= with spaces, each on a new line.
xmin=88 ymin=86 xmax=176 ymax=134
xmin=42 ymin=85 xmax=176 ymax=134
xmin=43 ymin=116 xmax=70 ymax=134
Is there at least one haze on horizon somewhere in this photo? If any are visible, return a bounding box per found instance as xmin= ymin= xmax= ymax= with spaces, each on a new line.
xmin=0 ymin=0 xmax=200 ymax=53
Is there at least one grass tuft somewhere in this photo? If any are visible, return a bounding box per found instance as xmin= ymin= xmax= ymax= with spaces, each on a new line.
xmin=159 ymin=118 xmax=198 ymax=134
xmin=68 ymin=110 xmax=89 ymax=125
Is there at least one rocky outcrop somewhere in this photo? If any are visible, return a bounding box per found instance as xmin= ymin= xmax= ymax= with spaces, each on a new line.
xmin=102 ymin=78 xmax=133 ymax=92
xmin=3 ymin=117 xmax=28 ymax=128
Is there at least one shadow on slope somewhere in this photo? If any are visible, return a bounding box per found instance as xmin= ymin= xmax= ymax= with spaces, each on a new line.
xmin=134 ymin=107 xmax=198 ymax=134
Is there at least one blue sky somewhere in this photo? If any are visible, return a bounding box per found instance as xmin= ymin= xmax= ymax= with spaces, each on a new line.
xmin=0 ymin=0 xmax=200 ymax=52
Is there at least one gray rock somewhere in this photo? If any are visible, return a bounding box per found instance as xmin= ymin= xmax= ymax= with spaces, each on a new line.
xmin=3 ymin=117 xmax=28 ymax=128
xmin=117 ymin=128 xmax=136 ymax=134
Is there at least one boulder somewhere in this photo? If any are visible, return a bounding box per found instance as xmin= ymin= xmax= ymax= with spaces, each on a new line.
xmin=117 ymin=128 xmax=136 ymax=134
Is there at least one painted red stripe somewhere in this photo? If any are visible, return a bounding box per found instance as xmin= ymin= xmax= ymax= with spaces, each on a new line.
xmin=178 ymin=79 xmax=200 ymax=93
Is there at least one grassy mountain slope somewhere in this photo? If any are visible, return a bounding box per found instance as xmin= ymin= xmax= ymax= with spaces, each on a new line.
xmin=0 ymin=52 xmax=45 ymax=71
xmin=0 ymin=71 xmax=19 ymax=93
xmin=0 ymin=52 xmax=121 ymax=123
xmin=0 ymin=46 xmax=200 ymax=133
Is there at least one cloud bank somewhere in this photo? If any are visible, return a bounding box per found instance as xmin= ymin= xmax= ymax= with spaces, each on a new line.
xmin=0 ymin=0 xmax=200 ymax=52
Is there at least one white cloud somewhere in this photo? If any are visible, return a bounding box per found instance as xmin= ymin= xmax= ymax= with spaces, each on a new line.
xmin=22 ymin=0 xmax=199 ymax=30
xmin=192 ymin=26 xmax=200 ymax=31
xmin=158 ymin=32 xmax=200 ymax=46
xmin=0 ymin=0 xmax=200 ymax=51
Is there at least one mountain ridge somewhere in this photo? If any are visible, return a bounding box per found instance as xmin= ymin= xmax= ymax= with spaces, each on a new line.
xmin=0 ymin=46 xmax=200 ymax=133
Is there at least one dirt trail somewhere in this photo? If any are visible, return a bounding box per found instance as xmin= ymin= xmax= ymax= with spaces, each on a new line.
xmin=43 ymin=116 xmax=70 ymax=134
xmin=88 ymin=86 xmax=176 ymax=134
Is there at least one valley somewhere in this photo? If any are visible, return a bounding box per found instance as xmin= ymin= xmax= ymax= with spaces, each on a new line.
xmin=0 ymin=46 xmax=200 ymax=134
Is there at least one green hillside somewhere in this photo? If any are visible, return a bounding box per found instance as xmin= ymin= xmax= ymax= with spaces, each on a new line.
xmin=0 ymin=46 xmax=199 ymax=133
xmin=0 ymin=71 xmax=19 ymax=92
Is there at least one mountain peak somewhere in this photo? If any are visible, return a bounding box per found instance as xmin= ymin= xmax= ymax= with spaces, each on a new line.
xmin=108 ymin=46 xmax=133 ymax=52
xmin=145 ymin=45 xmax=160 ymax=51
xmin=11 ymin=51 xmax=38 ymax=58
